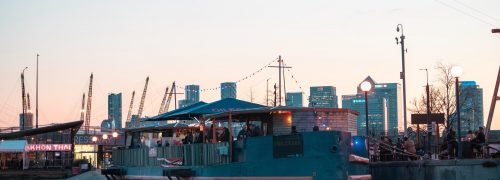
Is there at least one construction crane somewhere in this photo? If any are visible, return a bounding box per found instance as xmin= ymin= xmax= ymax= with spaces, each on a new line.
xmin=158 ymin=86 xmax=169 ymax=115
xmin=84 ymin=73 xmax=93 ymax=134
xmin=135 ymin=77 xmax=149 ymax=127
xmin=163 ymin=83 xmax=175 ymax=113
xmin=126 ymin=91 xmax=135 ymax=126
xmin=20 ymin=67 xmax=28 ymax=130
xmin=27 ymin=93 xmax=31 ymax=112
xmin=80 ymin=93 xmax=85 ymax=122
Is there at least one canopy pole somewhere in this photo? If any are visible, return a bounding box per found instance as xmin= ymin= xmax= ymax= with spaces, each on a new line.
xmin=200 ymin=118 xmax=206 ymax=144
xmin=212 ymin=118 xmax=217 ymax=144
xmin=228 ymin=112 xmax=233 ymax=162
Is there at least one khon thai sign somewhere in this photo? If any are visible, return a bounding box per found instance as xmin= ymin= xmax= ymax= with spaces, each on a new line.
xmin=25 ymin=144 xmax=72 ymax=152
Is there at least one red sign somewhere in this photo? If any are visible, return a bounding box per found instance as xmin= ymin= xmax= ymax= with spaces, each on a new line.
xmin=25 ymin=144 xmax=72 ymax=152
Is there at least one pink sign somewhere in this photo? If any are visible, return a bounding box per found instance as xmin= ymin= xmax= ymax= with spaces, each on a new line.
xmin=25 ymin=144 xmax=72 ymax=152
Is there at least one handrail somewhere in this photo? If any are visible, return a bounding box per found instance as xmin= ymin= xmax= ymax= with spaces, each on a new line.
xmin=367 ymin=137 xmax=421 ymax=161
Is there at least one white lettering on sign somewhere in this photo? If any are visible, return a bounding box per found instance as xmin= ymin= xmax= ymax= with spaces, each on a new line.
xmin=25 ymin=144 xmax=72 ymax=152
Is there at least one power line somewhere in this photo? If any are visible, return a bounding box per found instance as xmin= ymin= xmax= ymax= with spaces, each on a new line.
xmin=176 ymin=58 xmax=277 ymax=92
xmin=452 ymin=0 xmax=500 ymax=24
xmin=435 ymin=0 xmax=498 ymax=27
xmin=283 ymin=62 xmax=305 ymax=94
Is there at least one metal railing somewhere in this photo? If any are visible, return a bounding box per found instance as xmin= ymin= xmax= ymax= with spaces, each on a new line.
xmin=112 ymin=142 xmax=230 ymax=167
xmin=368 ymin=137 xmax=421 ymax=162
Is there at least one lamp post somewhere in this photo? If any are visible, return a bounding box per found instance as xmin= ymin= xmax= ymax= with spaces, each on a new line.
xmin=396 ymin=24 xmax=408 ymax=136
xmin=420 ymin=68 xmax=432 ymax=155
xmin=360 ymin=81 xmax=372 ymax=160
xmin=451 ymin=66 xmax=463 ymax=158
xmin=112 ymin=132 xmax=118 ymax=145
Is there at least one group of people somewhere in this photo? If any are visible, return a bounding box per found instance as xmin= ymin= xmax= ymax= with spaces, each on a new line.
xmin=443 ymin=126 xmax=486 ymax=158
xmin=156 ymin=129 xmax=204 ymax=147
xmin=237 ymin=124 xmax=262 ymax=140
xmin=377 ymin=136 xmax=417 ymax=161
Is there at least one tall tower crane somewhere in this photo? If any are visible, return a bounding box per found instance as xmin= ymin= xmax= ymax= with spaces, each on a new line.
xmin=84 ymin=73 xmax=93 ymax=134
xmin=126 ymin=91 xmax=135 ymax=127
xmin=158 ymin=86 xmax=169 ymax=115
xmin=20 ymin=68 xmax=28 ymax=130
xmin=80 ymin=93 xmax=85 ymax=122
xmin=135 ymin=77 xmax=149 ymax=127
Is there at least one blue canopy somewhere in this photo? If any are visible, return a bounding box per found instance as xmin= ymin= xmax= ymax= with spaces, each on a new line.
xmin=0 ymin=140 xmax=27 ymax=152
xmin=144 ymin=101 xmax=208 ymax=121
xmin=149 ymin=98 xmax=265 ymax=120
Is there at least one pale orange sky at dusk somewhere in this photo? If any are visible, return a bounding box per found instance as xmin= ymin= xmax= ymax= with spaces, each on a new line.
xmin=0 ymin=1 xmax=499 ymax=130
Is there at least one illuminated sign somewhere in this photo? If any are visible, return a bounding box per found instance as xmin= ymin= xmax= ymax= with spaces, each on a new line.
xmin=74 ymin=134 xmax=125 ymax=146
xmin=353 ymin=99 xmax=365 ymax=103
xmin=25 ymin=144 xmax=72 ymax=152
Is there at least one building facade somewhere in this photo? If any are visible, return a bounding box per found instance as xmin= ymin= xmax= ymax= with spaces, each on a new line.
xmin=459 ymin=81 xmax=484 ymax=133
xmin=108 ymin=93 xmax=122 ymax=129
xmin=179 ymin=85 xmax=200 ymax=108
xmin=342 ymin=76 xmax=401 ymax=137
xmin=286 ymin=92 xmax=303 ymax=107
xmin=308 ymin=86 xmax=338 ymax=108
xmin=221 ymin=82 xmax=237 ymax=99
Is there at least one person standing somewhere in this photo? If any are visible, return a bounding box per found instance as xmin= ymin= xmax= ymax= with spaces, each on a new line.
xmin=403 ymin=137 xmax=416 ymax=160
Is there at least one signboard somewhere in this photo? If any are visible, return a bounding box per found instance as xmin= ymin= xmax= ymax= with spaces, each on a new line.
xmin=273 ymin=134 xmax=303 ymax=158
xmin=411 ymin=113 xmax=445 ymax=124
xmin=25 ymin=144 xmax=72 ymax=152
xmin=149 ymin=148 xmax=157 ymax=157
xmin=74 ymin=134 xmax=125 ymax=146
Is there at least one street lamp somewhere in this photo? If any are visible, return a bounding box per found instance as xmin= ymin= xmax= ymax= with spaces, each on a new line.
xmin=92 ymin=136 xmax=98 ymax=142
xmin=451 ymin=66 xmax=463 ymax=158
xmin=102 ymin=134 xmax=108 ymax=140
xmin=360 ymin=81 xmax=372 ymax=160
xmin=420 ymin=68 xmax=432 ymax=155
xmin=396 ymin=24 xmax=408 ymax=136
xmin=112 ymin=132 xmax=118 ymax=138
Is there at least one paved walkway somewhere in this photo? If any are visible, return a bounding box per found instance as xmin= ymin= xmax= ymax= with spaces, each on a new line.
xmin=66 ymin=169 xmax=107 ymax=180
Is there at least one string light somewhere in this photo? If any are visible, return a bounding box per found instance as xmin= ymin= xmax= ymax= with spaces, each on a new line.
xmin=176 ymin=58 xmax=277 ymax=92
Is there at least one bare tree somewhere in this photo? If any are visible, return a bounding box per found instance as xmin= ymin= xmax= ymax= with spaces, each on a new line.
xmin=410 ymin=62 xmax=474 ymax=131
xmin=435 ymin=62 xmax=456 ymax=128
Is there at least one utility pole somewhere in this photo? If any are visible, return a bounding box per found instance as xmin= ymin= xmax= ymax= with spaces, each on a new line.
xmin=273 ymin=83 xmax=277 ymax=107
xmin=36 ymin=54 xmax=39 ymax=128
xmin=396 ymin=24 xmax=408 ymax=135
xmin=268 ymin=56 xmax=291 ymax=106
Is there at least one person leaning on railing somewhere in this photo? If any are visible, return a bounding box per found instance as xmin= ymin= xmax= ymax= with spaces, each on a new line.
xmin=403 ymin=137 xmax=416 ymax=160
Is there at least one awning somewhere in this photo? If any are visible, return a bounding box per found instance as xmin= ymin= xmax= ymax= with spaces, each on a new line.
xmin=163 ymin=98 xmax=266 ymax=119
xmin=0 ymin=140 xmax=27 ymax=152
xmin=0 ymin=120 xmax=83 ymax=140
xmin=144 ymin=101 xmax=208 ymax=121
xmin=126 ymin=121 xmax=199 ymax=133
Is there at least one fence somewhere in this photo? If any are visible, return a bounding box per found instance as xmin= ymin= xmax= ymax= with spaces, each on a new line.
xmin=112 ymin=142 xmax=230 ymax=167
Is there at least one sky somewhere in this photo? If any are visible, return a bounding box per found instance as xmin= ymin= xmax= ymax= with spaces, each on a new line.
xmin=0 ymin=0 xmax=499 ymax=129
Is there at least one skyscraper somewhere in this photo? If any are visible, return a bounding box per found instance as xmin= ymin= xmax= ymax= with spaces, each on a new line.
xmin=221 ymin=82 xmax=237 ymax=99
xmin=308 ymin=86 xmax=338 ymax=108
xmin=286 ymin=92 xmax=303 ymax=107
xmin=108 ymin=93 xmax=122 ymax=129
xmin=19 ymin=112 xmax=33 ymax=130
xmin=459 ymin=81 xmax=484 ymax=134
xmin=179 ymin=85 xmax=200 ymax=108
xmin=342 ymin=76 xmax=402 ymax=137
xmin=342 ymin=94 xmax=388 ymax=137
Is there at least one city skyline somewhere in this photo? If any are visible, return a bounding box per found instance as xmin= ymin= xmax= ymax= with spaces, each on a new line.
xmin=0 ymin=1 xmax=499 ymax=130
